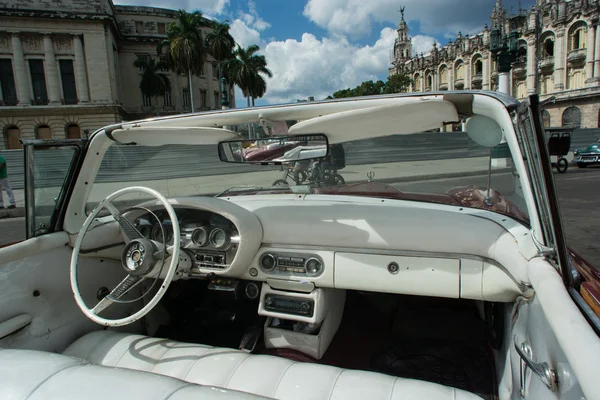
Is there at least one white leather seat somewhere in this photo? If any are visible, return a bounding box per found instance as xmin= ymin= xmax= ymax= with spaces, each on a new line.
xmin=60 ymin=330 xmax=483 ymax=400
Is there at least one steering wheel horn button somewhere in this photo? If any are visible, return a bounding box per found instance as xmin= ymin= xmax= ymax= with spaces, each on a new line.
xmin=122 ymin=239 xmax=156 ymax=276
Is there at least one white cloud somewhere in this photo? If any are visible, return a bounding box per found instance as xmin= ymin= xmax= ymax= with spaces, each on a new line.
xmin=230 ymin=19 xmax=263 ymax=48
xmin=259 ymin=27 xmax=397 ymax=104
xmin=303 ymin=0 xmax=492 ymax=39
xmin=411 ymin=35 xmax=441 ymax=56
xmin=113 ymin=0 xmax=229 ymax=15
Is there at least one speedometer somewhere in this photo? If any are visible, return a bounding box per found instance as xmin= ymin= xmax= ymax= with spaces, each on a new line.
xmin=191 ymin=227 xmax=209 ymax=246
xmin=209 ymin=228 xmax=229 ymax=249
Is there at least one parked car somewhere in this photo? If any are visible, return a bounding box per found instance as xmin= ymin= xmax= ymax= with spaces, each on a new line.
xmin=574 ymin=138 xmax=600 ymax=167
xmin=1 ymin=91 xmax=599 ymax=400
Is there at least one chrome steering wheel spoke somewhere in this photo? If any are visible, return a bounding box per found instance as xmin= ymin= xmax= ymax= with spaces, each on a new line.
xmin=106 ymin=201 xmax=144 ymax=241
xmin=92 ymin=275 xmax=145 ymax=315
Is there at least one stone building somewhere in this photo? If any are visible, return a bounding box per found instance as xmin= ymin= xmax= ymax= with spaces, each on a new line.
xmin=0 ymin=0 xmax=235 ymax=150
xmin=389 ymin=0 xmax=600 ymax=130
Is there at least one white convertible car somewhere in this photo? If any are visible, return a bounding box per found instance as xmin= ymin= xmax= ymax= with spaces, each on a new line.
xmin=1 ymin=91 xmax=599 ymax=400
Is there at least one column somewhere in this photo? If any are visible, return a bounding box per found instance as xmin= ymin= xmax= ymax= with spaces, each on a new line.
xmin=594 ymin=23 xmax=600 ymax=78
xmin=527 ymin=37 xmax=537 ymax=94
xmin=465 ymin=61 xmax=471 ymax=89
xmin=554 ymin=29 xmax=565 ymax=90
xmin=483 ymin=53 xmax=490 ymax=90
xmin=10 ymin=33 xmax=31 ymax=105
xmin=586 ymin=25 xmax=595 ymax=82
xmin=43 ymin=34 xmax=61 ymax=104
xmin=499 ymin=73 xmax=511 ymax=94
xmin=72 ymin=34 xmax=89 ymax=103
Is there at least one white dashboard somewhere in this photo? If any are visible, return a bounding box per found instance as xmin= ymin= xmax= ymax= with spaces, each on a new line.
xmin=106 ymin=194 xmax=533 ymax=304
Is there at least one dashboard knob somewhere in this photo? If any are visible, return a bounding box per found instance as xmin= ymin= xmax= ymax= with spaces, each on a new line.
xmin=260 ymin=254 xmax=277 ymax=271
xmin=305 ymin=258 xmax=322 ymax=275
xmin=301 ymin=302 xmax=310 ymax=310
xmin=265 ymin=296 xmax=274 ymax=306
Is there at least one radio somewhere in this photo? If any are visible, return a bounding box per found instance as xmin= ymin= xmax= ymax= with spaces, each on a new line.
xmin=259 ymin=252 xmax=323 ymax=276
xmin=264 ymin=295 xmax=314 ymax=317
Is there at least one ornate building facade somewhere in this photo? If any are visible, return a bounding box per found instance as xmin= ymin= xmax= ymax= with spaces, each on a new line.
xmin=389 ymin=0 xmax=600 ymax=130
xmin=0 ymin=0 xmax=234 ymax=150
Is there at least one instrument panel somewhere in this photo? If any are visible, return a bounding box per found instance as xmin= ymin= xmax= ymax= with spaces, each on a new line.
xmin=133 ymin=208 xmax=240 ymax=271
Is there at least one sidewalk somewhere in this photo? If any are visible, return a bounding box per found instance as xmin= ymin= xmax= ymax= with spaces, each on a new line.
xmin=4 ymin=156 xmax=507 ymax=213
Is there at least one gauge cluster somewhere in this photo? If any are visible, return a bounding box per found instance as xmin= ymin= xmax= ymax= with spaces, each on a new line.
xmin=134 ymin=208 xmax=240 ymax=272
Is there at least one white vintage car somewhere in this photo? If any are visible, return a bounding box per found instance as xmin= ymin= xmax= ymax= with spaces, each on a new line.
xmin=1 ymin=91 xmax=599 ymax=400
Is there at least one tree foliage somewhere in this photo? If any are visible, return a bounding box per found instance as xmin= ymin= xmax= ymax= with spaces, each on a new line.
xmin=330 ymin=74 xmax=413 ymax=99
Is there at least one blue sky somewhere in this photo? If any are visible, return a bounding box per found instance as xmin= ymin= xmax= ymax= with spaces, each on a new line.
xmin=115 ymin=0 xmax=536 ymax=106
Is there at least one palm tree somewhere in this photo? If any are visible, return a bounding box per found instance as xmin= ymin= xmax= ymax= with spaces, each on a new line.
xmin=225 ymin=44 xmax=273 ymax=107
xmin=206 ymin=20 xmax=235 ymax=80
xmin=157 ymin=10 xmax=209 ymax=112
xmin=133 ymin=57 xmax=171 ymax=116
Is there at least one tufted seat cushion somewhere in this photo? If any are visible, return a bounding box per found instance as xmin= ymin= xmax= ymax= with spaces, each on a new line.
xmin=61 ymin=330 xmax=483 ymax=400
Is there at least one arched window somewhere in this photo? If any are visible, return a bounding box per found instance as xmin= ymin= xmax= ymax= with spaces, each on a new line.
xmin=66 ymin=123 xmax=81 ymax=139
xmin=542 ymin=109 xmax=551 ymax=128
xmin=36 ymin=124 xmax=52 ymax=140
xmin=474 ymin=59 xmax=483 ymax=75
xmin=569 ymin=22 xmax=587 ymax=51
xmin=3 ymin=125 xmax=22 ymax=150
xmin=439 ymin=66 xmax=448 ymax=86
xmin=414 ymin=74 xmax=422 ymax=92
xmin=562 ymin=106 xmax=581 ymax=128
xmin=455 ymin=63 xmax=464 ymax=80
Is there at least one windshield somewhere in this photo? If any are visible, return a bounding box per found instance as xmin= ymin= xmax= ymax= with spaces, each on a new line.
xmin=89 ymin=128 xmax=529 ymax=222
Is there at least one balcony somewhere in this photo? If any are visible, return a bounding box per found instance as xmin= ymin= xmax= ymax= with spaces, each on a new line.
xmin=62 ymin=98 xmax=78 ymax=105
xmin=454 ymin=78 xmax=464 ymax=89
xmin=439 ymin=82 xmax=449 ymax=91
xmin=491 ymin=70 xmax=498 ymax=79
xmin=31 ymin=98 xmax=49 ymax=106
xmin=512 ymin=62 xmax=527 ymax=77
xmin=424 ymin=86 xmax=432 ymax=92
xmin=568 ymin=48 xmax=586 ymax=66
xmin=539 ymin=56 xmax=555 ymax=72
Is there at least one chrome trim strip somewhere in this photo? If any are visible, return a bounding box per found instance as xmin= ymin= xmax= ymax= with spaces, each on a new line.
xmin=262 ymin=243 xmax=531 ymax=292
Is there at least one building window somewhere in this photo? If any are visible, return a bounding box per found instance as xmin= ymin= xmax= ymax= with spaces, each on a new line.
xmin=4 ymin=126 xmax=21 ymax=150
xmin=159 ymin=56 xmax=169 ymax=72
xmin=164 ymin=91 xmax=172 ymax=107
xmin=135 ymin=21 xmax=144 ymax=34
xmin=157 ymin=23 xmax=166 ymax=35
xmin=136 ymin=54 xmax=149 ymax=72
xmin=36 ymin=124 xmax=52 ymax=139
xmin=142 ymin=92 xmax=152 ymax=107
xmin=568 ymin=68 xmax=586 ymax=89
xmin=562 ymin=106 xmax=581 ymax=128
xmin=514 ymin=80 xmax=528 ymax=99
xmin=455 ymin=63 xmax=464 ymax=80
xmin=540 ymin=75 xmax=554 ymax=94
xmin=200 ymin=89 xmax=207 ymax=108
xmin=542 ymin=110 xmax=551 ymax=128
xmin=474 ymin=60 xmax=483 ymax=75
xmin=214 ymin=91 xmax=219 ymax=108
xmin=59 ymin=60 xmax=77 ymax=104
xmin=182 ymin=88 xmax=190 ymax=107
xmin=199 ymin=63 xmax=204 ymax=76
xmin=212 ymin=63 xmax=218 ymax=78
xmin=569 ymin=24 xmax=587 ymax=51
xmin=66 ymin=123 xmax=81 ymax=139
xmin=543 ymin=38 xmax=555 ymax=57
xmin=0 ymin=59 xmax=17 ymax=106
xmin=29 ymin=59 xmax=48 ymax=105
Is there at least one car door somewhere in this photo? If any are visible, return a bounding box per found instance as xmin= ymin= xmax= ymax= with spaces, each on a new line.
xmin=0 ymin=139 xmax=134 ymax=353
xmin=504 ymin=95 xmax=600 ymax=400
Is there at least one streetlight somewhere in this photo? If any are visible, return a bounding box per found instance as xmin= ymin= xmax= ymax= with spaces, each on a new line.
xmin=490 ymin=26 xmax=520 ymax=95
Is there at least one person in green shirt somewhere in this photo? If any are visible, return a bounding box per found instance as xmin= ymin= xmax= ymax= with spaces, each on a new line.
xmin=0 ymin=154 xmax=16 ymax=209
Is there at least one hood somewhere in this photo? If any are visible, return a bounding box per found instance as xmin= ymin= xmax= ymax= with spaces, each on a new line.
xmin=576 ymin=144 xmax=600 ymax=154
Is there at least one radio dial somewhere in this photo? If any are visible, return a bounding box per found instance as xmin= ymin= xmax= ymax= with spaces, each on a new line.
xmin=305 ymin=258 xmax=322 ymax=275
xmin=301 ymin=302 xmax=310 ymax=310
xmin=260 ymin=254 xmax=277 ymax=271
xmin=265 ymin=296 xmax=274 ymax=306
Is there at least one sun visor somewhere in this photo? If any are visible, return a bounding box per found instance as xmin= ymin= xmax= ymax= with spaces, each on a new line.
xmin=107 ymin=127 xmax=243 ymax=146
xmin=287 ymin=100 xmax=459 ymax=143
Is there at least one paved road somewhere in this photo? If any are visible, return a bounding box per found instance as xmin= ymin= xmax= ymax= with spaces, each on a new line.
xmin=1 ymin=167 xmax=598 ymax=268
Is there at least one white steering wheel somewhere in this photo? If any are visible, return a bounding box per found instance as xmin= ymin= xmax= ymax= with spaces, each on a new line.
xmin=70 ymin=186 xmax=180 ymax=327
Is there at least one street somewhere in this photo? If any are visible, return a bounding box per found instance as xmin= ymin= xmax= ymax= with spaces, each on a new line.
xmin=1 ymin=166 xmax=598 ymax=268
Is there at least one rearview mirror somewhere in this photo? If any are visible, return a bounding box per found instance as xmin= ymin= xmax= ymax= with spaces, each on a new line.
xmin=218 ymin=134 xmax=329 ymax=164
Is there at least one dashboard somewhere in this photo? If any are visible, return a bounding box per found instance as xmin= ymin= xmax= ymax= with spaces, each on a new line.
xmin=118 ymin=195 xmax=532 ymax=304
xmin=133 ymin=208 xmax=240 ymax=271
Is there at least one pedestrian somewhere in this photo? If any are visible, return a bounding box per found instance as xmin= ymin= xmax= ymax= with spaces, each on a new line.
xmin=0 ymin=154 xmax=16 ymax=209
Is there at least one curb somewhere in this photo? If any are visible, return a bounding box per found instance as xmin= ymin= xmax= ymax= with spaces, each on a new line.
xmin=0 ymin=208 xmax=25 ymax=219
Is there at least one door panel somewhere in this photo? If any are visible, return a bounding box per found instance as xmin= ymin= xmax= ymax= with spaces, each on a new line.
xmin=504 ymin=259 xmax=600 ymax=400
xmin=0 ymin=232 xmax=141 ymax=352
